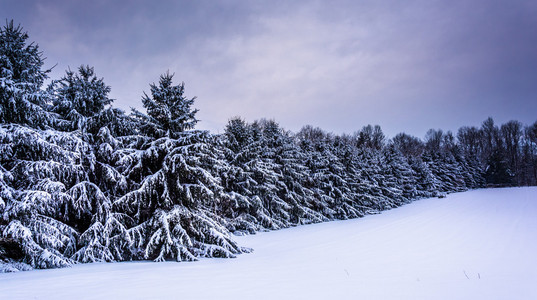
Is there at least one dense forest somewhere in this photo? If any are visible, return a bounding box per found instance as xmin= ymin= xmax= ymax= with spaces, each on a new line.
xmin=1 ymin=21 xmax=536 ymax=272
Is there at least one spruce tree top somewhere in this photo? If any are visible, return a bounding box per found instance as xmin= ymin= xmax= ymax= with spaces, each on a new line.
xmin=0 ymin=20 xmax=48 ymax=89
xmin=133 ymin=72 xmax=198 ymax=139
xmin=1 ymin=20 xmax=53 ymax=127
xmin=53 ymin=65 xmax=113 ymax=118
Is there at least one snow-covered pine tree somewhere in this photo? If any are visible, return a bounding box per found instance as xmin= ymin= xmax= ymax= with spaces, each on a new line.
xmin=0 ymin=27 xmax=133 ymax=269
xmin=350 ymin=148 xmax=387 ymax=211
xmin=219 ymin=117 xmax=270 ymax=233
xmin=329 ymin=136 xmax=372 ymax=218
xmin=261 ymin=120 xmax=329 ymax=225
xmin=0 ymin=20 xmax=54 ymax=128
xmin=222 ymin=119 xmax=329 ymax=231
xmin=277 ymin=131 xmax=328 ymax=225
xmin=381 ymin=144 xmax=416 ymax=203
xmin=232 ymin=119 xmax=291 ymax=229
xmin=450 ymin=144 xmax=485 ymax=189
xmin=361 ymin=148 xmax=397 ymax=210
xmin=1 ymin=124 xmax=83 ymax=270
xmin=114 ymin=74 xmax=245 ymax=262
xmin=334 ymin=143 xmax=379 ymax=215
xmin=0 ymin=123 xmax=135 ymax=270
xmin=297 ymin=126 xmax=353 ymax=219
xmin=408 ymin=156 xmax=438 ymax=198
xmin=51 ymin=65 xmax=114 ymax=134
xmin=132 ymin=72 xmax=198 ymax=139
xmin=0 ymin=22 xmax=79 ymax=270
xmin=48 ymin=65 xmax=137 ymax=264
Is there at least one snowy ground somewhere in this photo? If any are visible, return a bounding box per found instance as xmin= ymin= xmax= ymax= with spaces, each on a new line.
xmin=1 ymin=187 xmax=536 ymax=300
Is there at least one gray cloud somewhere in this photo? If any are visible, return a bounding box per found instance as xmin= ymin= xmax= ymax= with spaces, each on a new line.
xmin=2 ymin=0 xmax=536 ymax=137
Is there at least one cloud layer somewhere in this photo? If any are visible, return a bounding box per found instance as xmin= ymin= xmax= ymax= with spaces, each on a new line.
xmin=3 ymin=0 xmax=537 ymax=137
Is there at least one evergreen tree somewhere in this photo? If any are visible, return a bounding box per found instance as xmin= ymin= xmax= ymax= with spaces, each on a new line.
xmin=220 ymin=118 xmax=279 ymax=231
xmin=114 ymin=75 xmax=246 ymax=261
xmin=0 ymin=20 xmax=53 ymax=128
xmin=0 ymin=124 xmax=130 ymax=270
xmin=132 ymin=73 xmax=198 ymax=139
xmin=408 ymin=156 xmax=438 ymax=197
xmin=382 ymin=144 xmax=416 ymax=202
xmin=113 ymin=130 xmax=246 ymax=261
xmin=51 ymin=65 xmax=113 ymax=133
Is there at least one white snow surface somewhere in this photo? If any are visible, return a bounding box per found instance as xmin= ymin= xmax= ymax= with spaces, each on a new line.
xmin=1 ymin=187 xmax=536 ymax=299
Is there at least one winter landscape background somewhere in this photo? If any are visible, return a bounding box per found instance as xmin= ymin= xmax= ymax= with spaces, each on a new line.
xmin=1 ymin=0 xmax=537 ymax=298
xmin=1 ymin=19 xmax=537 ymax=272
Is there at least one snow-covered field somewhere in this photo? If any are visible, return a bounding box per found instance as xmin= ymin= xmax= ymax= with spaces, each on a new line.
xmin=1 ymin=187 xmax=536 ymax=300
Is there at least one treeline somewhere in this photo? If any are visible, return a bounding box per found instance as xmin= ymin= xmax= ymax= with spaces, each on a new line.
xmin=397 ymin=119 xmax=537 ymax=187
xmin=1 ymin=21 xmax=536 ymax=272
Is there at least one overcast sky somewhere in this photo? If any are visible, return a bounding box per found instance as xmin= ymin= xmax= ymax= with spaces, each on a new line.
xmin=3 ymin=0 xmax=536 ymax=138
